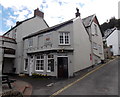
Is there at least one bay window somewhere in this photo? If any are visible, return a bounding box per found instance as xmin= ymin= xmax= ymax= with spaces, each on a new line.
xmin=47 ymin=54 xmax=54 ymax=72
xmin=35 ymin=54 xmax=44 ymax=71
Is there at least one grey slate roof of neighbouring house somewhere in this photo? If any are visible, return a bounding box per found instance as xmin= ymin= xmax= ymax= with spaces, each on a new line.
xmin=82 ymin=14 xmax=95 ymax=27
xmin=82 ymin=14 xmax=104 ymax=36
xmin=3 ymin=16 xmax=49 ymax=36
xmin=23 ymin=18 xmax=74 ymax=40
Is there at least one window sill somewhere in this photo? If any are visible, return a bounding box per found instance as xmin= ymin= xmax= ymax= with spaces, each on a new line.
xmin=47 ymin=70 xmax=51 ymax=73
xmin=59 ymin=44 xmax=70 ymax=46
xmin=35 ymin=70 xmax=44 ymax=72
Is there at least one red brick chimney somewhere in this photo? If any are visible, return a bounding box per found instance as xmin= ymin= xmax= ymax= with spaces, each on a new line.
xmin=34 ymin=8 xmax=44 ymax=18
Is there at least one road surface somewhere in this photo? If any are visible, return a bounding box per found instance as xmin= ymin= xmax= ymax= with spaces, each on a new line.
xmin=50 ymin=57 xmax=119 ymax=96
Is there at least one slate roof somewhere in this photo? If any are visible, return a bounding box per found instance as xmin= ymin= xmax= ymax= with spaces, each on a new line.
xmin=3 ymin=16 xmax=49 ymax=36
xmin=23 ymin=18 xmax=74 ymax=40
xmin=82 ymin=14 xmax=95 ymax=27
xmin=82 ymin=14 xmax=104 ymax=36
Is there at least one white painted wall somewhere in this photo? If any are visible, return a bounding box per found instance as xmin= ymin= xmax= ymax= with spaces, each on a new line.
xmin=15 ymin=17 xmax=48 ymax=73
xmin=106 ymin=30 xmax=119 ymax=55
xmin=91 ymin=22 xmax=104 ymax=60
xmin=73 ymin=17 xmax=92 ymax=72
xmin=23 ymin=22 xmax=74 ymax=76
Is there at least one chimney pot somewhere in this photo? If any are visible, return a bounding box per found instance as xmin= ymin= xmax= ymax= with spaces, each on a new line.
xmin=75 ymin=8 xmax=80 ymax=17
xmin=16 ymin=21 xmax=20 ymax=25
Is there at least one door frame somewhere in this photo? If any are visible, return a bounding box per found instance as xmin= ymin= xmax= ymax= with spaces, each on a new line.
xmin=29 ymin=55 xmax=34 ymax=76
xmin=57 ymin=56 xmax=69 ymax=78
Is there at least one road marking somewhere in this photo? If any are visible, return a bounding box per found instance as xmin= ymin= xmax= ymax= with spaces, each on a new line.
xmin=49 ymin=58 xmax=116 ymax=97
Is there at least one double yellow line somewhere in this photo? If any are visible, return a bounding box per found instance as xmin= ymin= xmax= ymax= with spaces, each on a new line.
xmin=49 ymin=58 xmax=116 ymax=97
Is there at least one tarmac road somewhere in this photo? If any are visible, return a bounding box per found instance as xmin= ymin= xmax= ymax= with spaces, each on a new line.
xmin=9 ymin=57 xmax=119 ymax=96
xmin=51 ymin=57 xmax=119 ymax=96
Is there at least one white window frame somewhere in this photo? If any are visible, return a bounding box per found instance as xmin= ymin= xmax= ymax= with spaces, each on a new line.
xmin=24 ymin=58 xmax=28 ymax=71
xmin=35 ymin=54 xmax=44 ymax=72
xmin=59 ymin=32 xmax=70 ymax=45
xmin=47 ymin=54 xmax=54 ymax=72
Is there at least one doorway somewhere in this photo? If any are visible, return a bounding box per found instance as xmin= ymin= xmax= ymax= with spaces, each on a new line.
xmin=57 ymin=57 xmax=68 ymax=78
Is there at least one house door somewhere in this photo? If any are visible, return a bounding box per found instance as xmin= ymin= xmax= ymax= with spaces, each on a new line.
xmin=57 ymin=57 xmax=68 ymax=78
xmin=29 ymin=56 xmax=34 ymax=76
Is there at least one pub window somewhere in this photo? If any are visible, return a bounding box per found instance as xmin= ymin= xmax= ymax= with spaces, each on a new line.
xmin=47 ymin=54 xmax=54 ymax=72
xmin=35 ymin=54 xmax=44 ymax=71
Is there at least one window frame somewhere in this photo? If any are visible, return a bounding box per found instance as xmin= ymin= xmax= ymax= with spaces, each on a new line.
xmin=24 ymin=58 xmax=28 ymax=71
xmin=35 ymin=54 xmax=44 ymax=72
xmin=47 ymin=54 xmax=54 ymax=72
xmin=59 ymin=32 xmax=70 ymax=45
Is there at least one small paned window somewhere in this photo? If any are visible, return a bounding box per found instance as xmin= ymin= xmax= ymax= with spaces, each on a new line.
xmin=59 ymin=32 xmax=70 ymax=45
xmin=35 ymin=54 xmax=44 ymax=71
xmin=47 ymin=54 xmax=54 ymax=72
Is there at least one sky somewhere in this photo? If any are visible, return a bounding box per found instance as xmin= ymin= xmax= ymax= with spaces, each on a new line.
xmin=0 ymin=0 xmax=119 ymax=35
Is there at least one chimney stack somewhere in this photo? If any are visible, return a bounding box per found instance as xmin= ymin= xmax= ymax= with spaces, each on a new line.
xmin=75 ymin=8 xmax=80 ymax=17
xmin=16 ymin=21 xmax=21 ymax=25
xmin=34 ymin=8 xmax=44 ymax=18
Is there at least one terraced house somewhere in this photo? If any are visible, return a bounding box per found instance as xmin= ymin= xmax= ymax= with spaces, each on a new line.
xmin=1 ymin=8 xmax=104 ymax=78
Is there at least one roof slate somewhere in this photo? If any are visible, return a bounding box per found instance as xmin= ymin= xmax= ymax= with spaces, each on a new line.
xmin=23 ymin=18 xmax=74 ymax=40
xmin=82 ymin=14 xmax=95 ymax=27
xmin=3 ymin=16 xmax=49 ymax=36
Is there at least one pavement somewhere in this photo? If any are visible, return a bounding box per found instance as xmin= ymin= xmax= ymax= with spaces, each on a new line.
xmin=1 ymin=76 xmax=32 ymax=96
